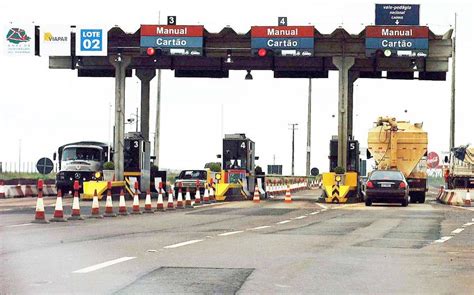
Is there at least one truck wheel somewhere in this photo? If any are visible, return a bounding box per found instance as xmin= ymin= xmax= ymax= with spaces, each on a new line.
xmin=401 ymin=199 xmax=409 ymax=207
xmin=418 ymin=193 xmax=425 ymax=204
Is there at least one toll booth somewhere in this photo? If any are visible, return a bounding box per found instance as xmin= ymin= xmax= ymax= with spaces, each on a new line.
xmin=220 ymin=133 xmax=258 ymax=197
xmin=124 ymin=132 xmax=151 ymax=191
xmin=329 ymin=136 xmax=360 ymax=172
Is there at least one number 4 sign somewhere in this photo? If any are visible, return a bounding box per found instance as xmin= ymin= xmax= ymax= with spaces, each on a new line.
xmin=75 ymin=27 xmax=108 ymax=56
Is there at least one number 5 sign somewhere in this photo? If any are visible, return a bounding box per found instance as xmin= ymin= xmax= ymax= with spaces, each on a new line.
xmin=75 ymin=27 xmax=108 ymax=56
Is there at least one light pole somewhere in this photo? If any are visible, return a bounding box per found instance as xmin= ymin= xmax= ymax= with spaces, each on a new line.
xmin=306 ymin=78 xmax=312 ymax=176
xmin=289 ymin=123 xmax=298 ymax=176
xmin=450 ymin=13 xmax=457 ymax=151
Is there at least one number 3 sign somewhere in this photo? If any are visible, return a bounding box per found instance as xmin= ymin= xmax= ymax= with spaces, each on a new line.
xmin=76 ymin=27 xmax=108 ymax=56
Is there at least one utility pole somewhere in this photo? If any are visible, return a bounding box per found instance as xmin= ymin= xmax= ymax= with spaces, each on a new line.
xmin=153 ymin=11 xmax=162 ymax=168
xmin=18 ymin=139 xmax=21 ymax=173
xmin=135 ymin=107 xmax=139 ymax=132
xmin=449 ymin=13 xmax=457 ymax=151
xmin=306 ymin=78 xmax=312 ymax=176
xmin=289 ymin=123 xmax=298 ymax=176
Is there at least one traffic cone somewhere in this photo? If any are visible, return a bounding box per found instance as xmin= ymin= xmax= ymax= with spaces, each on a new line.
xmin=118 ymin=189 xmax=129 ymax=216
xmin=32 ymin=179 xmax=49 ymax=224
xmin=203 ymin=185 xmax=210 ymax=204
xmin=194 ymin=188 xmax=201 ymax=205
xmin=131 ymin=185 xmax=142 ymax=215
xmin=157 ymin=189 xmax=165 ymax=211
xmin=104 ymin=182 xmax=117 ymax=217
xmin=144 ymin=190 xmax=154 ymax=213
xmin=284 ymin=185 xmax=292 ymax=203
xmin=50 ymin=190 xmax=67 ymax=222
xmin=68 ymin=181 xmax=83 ymax=220
xmin=464 ymin=188 xmax=472 ymax=207
xmin=167 ymin=187 xmax=175 ymax=210
xmin=176 ymin=187 xmax=185 ymax=209
xmin=185 ymin=187 xmax=193 ymax=208
xmin=209 ymin=180 xmax=216 ymax=203
xmin=89 ymin=189 xmax=103 ymax=218
xmin=253 ymin=185 xmax=261 ymax=203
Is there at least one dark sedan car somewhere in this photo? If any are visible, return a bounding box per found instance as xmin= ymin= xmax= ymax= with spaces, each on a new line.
xmin=364 ymin=170 xmax=409 ymax=207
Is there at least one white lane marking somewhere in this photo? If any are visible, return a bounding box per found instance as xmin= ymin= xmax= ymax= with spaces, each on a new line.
xmin=317 ymin=203 xmax=328 ymax=209
xmin=321 ymin=208 xmax=328 ymax=212
xmin=72 ymin=257 xmax=136 ymax=274
xmin=309 ymin=211 xmax=320 ymax=215
xmin=277 ymin=220 xmax=292 ymax=225
xmin=293 ymin=216 xmax=307 ymax=220
xmin=449 ymin=205 xmax=474 ymax=211
xmin=451 ymin=228 xmax=464 ymax=235
xmin=218 ymin=231 xmax=244 ymax=236
xmin=164 ymin=240 xmax=204 ymax=249
xmin=5 ymin=223 xmax=32 ymax=228
xmin=248 ymin=226 xmax=271 ymax=231
xmin=462 ymin=222 xmax=474 ymax=227
xmin=433 ymin=236 xmax=452 ymax=243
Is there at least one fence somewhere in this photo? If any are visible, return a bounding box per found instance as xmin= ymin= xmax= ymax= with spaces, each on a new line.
xmin=0 ymin=162 xmax=58 ymax=174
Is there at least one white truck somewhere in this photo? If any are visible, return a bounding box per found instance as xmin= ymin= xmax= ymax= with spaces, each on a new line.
xmin=444 ymin=145 xmax=474 ymax=189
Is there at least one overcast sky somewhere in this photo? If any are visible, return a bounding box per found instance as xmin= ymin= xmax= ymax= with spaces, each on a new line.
xmin=0 ymin=0 xmax=472 ymax=175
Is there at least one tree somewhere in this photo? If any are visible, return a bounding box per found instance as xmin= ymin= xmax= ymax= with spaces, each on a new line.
xmin=204 ymin=162 xmax=221 ymax=172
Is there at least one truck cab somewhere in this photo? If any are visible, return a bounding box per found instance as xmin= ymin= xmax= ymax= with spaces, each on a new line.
xmin=55 ymin=142 xmax=109 ymax=193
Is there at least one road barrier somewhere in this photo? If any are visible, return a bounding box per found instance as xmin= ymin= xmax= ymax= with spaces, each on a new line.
xmin=0 ymin=180 xmax=5 ymax=198
xmin=437 ymin=188 xmax=473 ymax=207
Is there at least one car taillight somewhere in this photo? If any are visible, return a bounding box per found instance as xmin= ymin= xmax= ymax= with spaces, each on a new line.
xmin=366 ymin=181 xmax=374 ymax=188
xmin=399 ymin=182 xmax=406 ymax=189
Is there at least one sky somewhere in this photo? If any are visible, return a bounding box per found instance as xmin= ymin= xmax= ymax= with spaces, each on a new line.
xmin=0 ymin=0 xmax=473 ymax=175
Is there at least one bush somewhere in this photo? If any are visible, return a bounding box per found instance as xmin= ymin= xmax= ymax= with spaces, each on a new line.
xmin=204 ymin=162 xmax=221 ymax=172
xmin=334 ymin=166 xmax=345 ymax=174
xmin=103 ymin=161 xmax=114 ymax=170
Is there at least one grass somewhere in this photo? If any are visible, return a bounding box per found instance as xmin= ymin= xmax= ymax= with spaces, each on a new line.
xmin=0 ymin=172 xmax=55 ymax=180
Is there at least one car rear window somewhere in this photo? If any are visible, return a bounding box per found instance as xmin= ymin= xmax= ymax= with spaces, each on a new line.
xmin=179 ymin=170 xmax=207 ymax=180
xmin=370 ymin=170 xmax=403 ymax=181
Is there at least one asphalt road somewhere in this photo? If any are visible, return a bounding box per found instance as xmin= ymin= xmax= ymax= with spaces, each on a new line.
xmin=1 ymin=190 xmax=473 ymax=294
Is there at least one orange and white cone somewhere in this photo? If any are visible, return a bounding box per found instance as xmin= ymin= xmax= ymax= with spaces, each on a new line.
xmin=131 ymin=188 xmax=142 ymax=215
xmin=157 ymin=190 xmax=165 ymax=211
xmin=104 ymin=182 xmax=117 ymax=217
xmin=68 ymin=190 xmax=84 ymax=220
xmin=185 ymin=187 xmax=193 ymax=209
xmin=209 ymin=182 xmax=216 ymax=203
xmin=167 ymin=188 xmax=175 ymax=210
xmin=32 ymin=179 xmax=49 ymax=224
xmin=68 ymin=181 xmax=83 ymax=220
xmin=89 ymin=189 xmax=103 ymax=218
xmin=144 ymin=190 xmax=154 ymax=213
xmin=253 ymin=185 xmax=261 ymax=203
xmin=464 ymin=189 xmax=472 ymax=207
xmin=50 ymin=190 xmax=67 ymax=222
xmin=203 ymin=185 xmax=210 ymax=204
xmin=284 ymin=185 xmax=292 ymax=203
xmin=194 ymin=188 xmax=201 ymax=205
xmin=176 ymin=187 xmax=185 ymax=209
xmin=118 ymin=189 xmax=129 ymax=216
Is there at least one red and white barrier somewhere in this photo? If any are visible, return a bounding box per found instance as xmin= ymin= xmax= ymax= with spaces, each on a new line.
xmin=438 ymin=189 xmax=472 ymax=207
xmin=0 ymin=180 xmax=5 ymax=198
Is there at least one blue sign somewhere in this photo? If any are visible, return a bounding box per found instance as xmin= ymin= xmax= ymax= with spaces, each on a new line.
xmin=251 ymin=38 xmax=314 ymax=49
xmin=366 ymin=38 xmax=428 ymax=50
xmin=140 ymin=36 xmax=203 ymax=48
xmin=375 ymin=4 xmax=420 ymax=25
xmin=76 ymin=27 xmax=107 ymax=56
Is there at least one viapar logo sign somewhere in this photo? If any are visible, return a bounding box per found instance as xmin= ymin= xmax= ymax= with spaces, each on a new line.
xmin=75 ymin=27 xmax=108 ymax=56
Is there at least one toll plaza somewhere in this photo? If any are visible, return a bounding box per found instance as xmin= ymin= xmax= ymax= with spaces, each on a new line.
xmin=48 ymin=21 xmax=452 ymax=189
